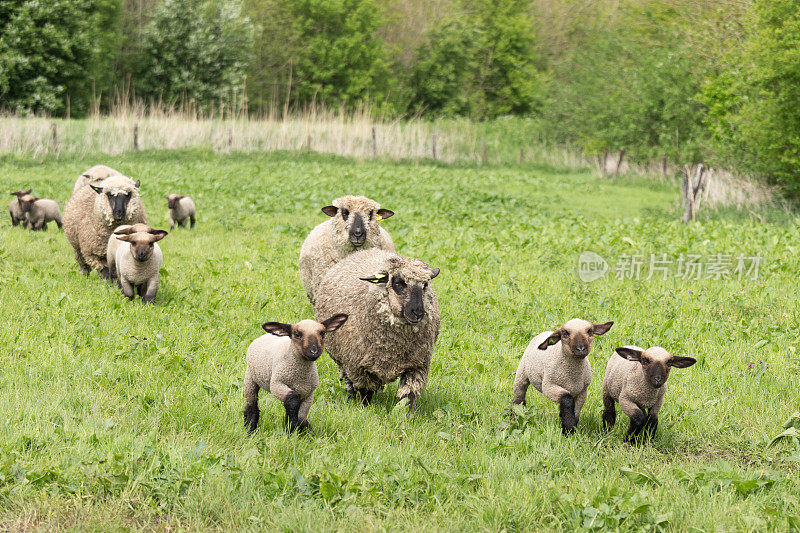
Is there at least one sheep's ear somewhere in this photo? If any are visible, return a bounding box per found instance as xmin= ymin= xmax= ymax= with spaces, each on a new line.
xmin=615 ymin=347 xmax=643 ymax=362
xmin=148 ymin=230 xmax=168 ymax=242
xmin=90 ymin=184 xmax=104 ymax=194
xmin=321 ymin=205 xmax=338 ymax=217
xmin=114 ymin=227 xmax=135 ymax=235
xmin=592 ymin=321 xmax=614 ymax=335
xmin=322 ymin=313 xmax=348 ymax=332
xmin=430 ymin=268 xmax=440 ymax=279
xmin=668 ymin=356 xmax=696 ymax=368
xmin=377 ymin=208 xmax=394 ymax=219
xmin=262 ymin=322 xmax=292 ymax=337
xmin=360 ymin=273 xmax=389 ymax=284
xmin=116 ymin=235 xmax=135 ymax=243
xmin=538 ymin=331 xmax=562 ymax=350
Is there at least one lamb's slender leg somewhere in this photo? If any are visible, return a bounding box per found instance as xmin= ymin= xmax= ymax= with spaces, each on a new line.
xmin=619 ymin=398 xmax=647 ymax=442
xmin=643 ymin=395 xmax=664 ymax=438
xmin=56 ymin=218 xmax=62 ymax=229
xmin=573 ymin=389 xmax=588 ymax=427
xmin=189 ymin=215 xmax=195 ymax=228
xmin=120 ymin=278 xmax=135 ymax=300
xmin=283 ymin=392 xmax=302 ymax=433
xmin=142 ymin=279 xmax=158 ymax=304
xmin=398 ymin=367 xmax=428 ymax=416
xmin=602 ymin=394 xmax=617 ymax=431
xmin=543 ymin=382 xmax=577 ymax=435
xmin=11 ymin=214 xmax=18 ymax=227
xmin=243 ymin=368 xmax=260 ymax=433
xmin=22 ymin=217 xmax=28 ymax=229
xmin=296 ymin=394 xmax=314 ymax=434
xmin=512 ymin=369 xmax=530 ymax=406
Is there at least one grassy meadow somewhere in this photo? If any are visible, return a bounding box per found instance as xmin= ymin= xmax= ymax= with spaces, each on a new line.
xmin=0 ymin=149 xmax=799 ymax=530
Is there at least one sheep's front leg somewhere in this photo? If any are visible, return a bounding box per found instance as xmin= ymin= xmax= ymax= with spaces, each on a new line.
xmin=189 ymin=215 xmax=195 ymax=228
xmin=512 ymin=362 xmax=530 ymax=406
xmin=10 ymin=214 xmax=19 ymax=227
xmin=398 ymin=367 xmax=428 ymax=416
xmin=120 ymin=278 xmax=135 ymax=300
xmin=619 ymin=397 xmax=647 ymax=442
xmin=271 ymin=382 xmax=302 ymax=433
xmin=543 ymin=381 xmax=577 ymax=435
xmin=243 ymin=368 xmax=260 ymax=433
xmin=296 ymin=393 xmax=314 ymax=434
xmin=141 ymin=278 xmax=159 ymax=304
xmin=169 ymin=217 xmax=175 ymax=231
xmin=74 ymin=250 xmax=91 ymax=276
xmin=573 ymin=389 xmax=588 ymax=426
xmin=602 ymin=393 xmax=617 ymax=431
xmin=643 ymin=395 xmax=664 ymax=438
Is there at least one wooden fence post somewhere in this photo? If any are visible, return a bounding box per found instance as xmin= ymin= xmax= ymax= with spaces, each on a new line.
xmin=371 ymin=126 xmax=377 ymax=159
xmin=481 ymin=137 xmax=486 ymax=164
xmin=661 ymin=153 xmax=668 ymax=178
xmin=519 ymin=147 xmax=523 ymax=163
xmin=305 ymin=135 xmax=311 ymax=150
xmin=432 ymin=132 xmax=437 ymax=160
xmin=51 ymin=123 xmax=58 ymax=153
xmin=227 ymin=126 xmax=232 ymax=154
xmin=133 ymin=123 xmax=139 ymax=152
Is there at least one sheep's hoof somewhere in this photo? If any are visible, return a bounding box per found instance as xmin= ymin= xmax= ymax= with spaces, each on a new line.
xmin=243 ymin=405 xmax=259 ymax=433
xmin=298 ymin=420 xmax=314 ymax=435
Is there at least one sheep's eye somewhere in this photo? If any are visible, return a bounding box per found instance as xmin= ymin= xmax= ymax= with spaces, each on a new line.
xmin=641 ymin=359 xmax=650 ymax=365
xmin=369 ymin=210 xmax=374 ymax=220
xmin=422 ymin=282 xmax=428 ymax=290
xmin=560 ymin=331 xmax=569 ymax=339
xmin=392 ymin=278 xmax=407 ymax=294
xmin=293 ymin=331 xmax=302 ymax=338
xmin=588 ymin=329 xmax=594 ymax=336
xmin=341 ymin=208 xmax=350 ymax=220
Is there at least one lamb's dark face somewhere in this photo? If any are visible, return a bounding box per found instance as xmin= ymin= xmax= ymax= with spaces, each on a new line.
xmin=117 ymin=229 xmax=167 ymax=262
xmin=262 ymin=315 xmax=348 ymax=361
xmin=538 ymin=319 xmax=614 ymax=358
xmin=616 ymin=347 xmax=696 ymax=388
xmin=17 ymin=195 xmax=38 ymax=213
xmin=361 ymin=268 xmax=440 ymax=325
xmin=321 ymin=198 xmax=394 ymax=248
xmin=166 ymin=194 xmax=185 ymax=210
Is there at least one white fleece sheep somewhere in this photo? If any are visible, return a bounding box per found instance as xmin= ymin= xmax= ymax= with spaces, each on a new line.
xmin=602 ymin=346 xmax=696 ymax=441
xmin=243 ymin=315 xmax=348 ymax=433
xmin=513 ymin=319 xmax=613 ymax=434
xmin=63 ymin=175 xmax=147 ymax=277
xmin=313 ymin=248 xmax=439 ymax=415
xmin=299 ymin=195 xmax=395 ymax=303
xmin=165 ymin=194 xmax=196 ymax=230
xmin=109 ymin=225 xmax=167 ymax=303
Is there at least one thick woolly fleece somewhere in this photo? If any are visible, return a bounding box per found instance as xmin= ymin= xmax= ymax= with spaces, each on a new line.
xmin=243 ymin=321 xmax=320 ymax=431
xmin=64 ymin=175 xmax=146 ymax=275
xmin=167 ymin=195 xmax=196 ymax=230
xmin=73 ymin=165 xmax=122 ymax=193
xmin=25 ymin=199 xmax=62 ymax=230
xmin=313 ymin=248 xmax=439 ymax=407
xmin=114 ymin=239 xmax=163 ymax=301
xmin=299 ymin=195 xmax=394 ymax=303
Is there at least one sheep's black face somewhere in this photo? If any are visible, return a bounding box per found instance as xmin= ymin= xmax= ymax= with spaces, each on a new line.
xmin=641 ymin=356 xmax=669 ymax=388
xmin=348 ymin=212 xmax=366 ymax=246
xmin=131 ymin=241 xmax=155 ymax=262
xmin=18 ymin=196 xmax=37 ymax=213
xmin=167 ymin=195 xmax=183 ymax=210
xmin=394 ymin=276 xmax=427 ymax=324
xmin=108 ymin=192 xmax=131 ymax=220
xmin=263 ymin=316 xmax=348 ymax=362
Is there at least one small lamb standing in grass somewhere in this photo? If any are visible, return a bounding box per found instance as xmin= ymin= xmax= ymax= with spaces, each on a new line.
xmin=513 ymin=319 xmax=614 ymax=435
xmin=9 ymin=189 xmax=31 ymax=228
xmin=299 ymin=195 xmax=395 ymax=303
xmin=165 ymin=194 xmax=196 ymax=230
xmin=602 ymin=346 xmax=696 ymax=441
xmin=109 ymin=225 xmax=167 ymax=303
xmin=106 ymin=223 xmax=154 ymax=282
xmin=243 ymin=314 xmax=349 ymax=434
xmin=18 ymin=194 xmax=62 ymax=231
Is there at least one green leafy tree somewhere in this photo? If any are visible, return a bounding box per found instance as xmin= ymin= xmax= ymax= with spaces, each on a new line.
xmin=136 ymin=0 xmax=251 ymax=109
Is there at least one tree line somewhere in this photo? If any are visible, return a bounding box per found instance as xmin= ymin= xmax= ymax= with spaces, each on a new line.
xmin=2 ymin=0 xmax=800 ymax=194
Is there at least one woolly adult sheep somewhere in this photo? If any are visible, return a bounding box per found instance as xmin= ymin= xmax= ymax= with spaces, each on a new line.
xmin=18 ymin=195 xmax=62 ymax=231
xmin=73 ymin=165 xmax=122 ymax=193
xmin=602 ymin=346 xmax=696 ymax=441
xmin=299 ymin=195 xmax=395 ymax=303
xmin=109 ymin=225 xmax=168 ymax=303
xmin=9 ymin=189 xmax=31 ymax=228
xmin=313 ymin=248 xmax=440 ymax=415
xmin=63 ymin=175 xmax=146 ymax=278
xmin=244 ymin=314 xmax=349 ymax=434
xmin=165 ymin=194 xmax=196 ymax=230
xmin=513 ymin=319 xmax=614 ymax=435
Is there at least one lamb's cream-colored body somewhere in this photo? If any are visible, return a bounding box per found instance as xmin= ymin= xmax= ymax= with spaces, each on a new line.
xmin=114 ymin=239 xmax=162 ymax=302
xmin=166 ymin=194 xmax=196 ymax=230
xmin=25 ymin=199 xmax=62 ymax=230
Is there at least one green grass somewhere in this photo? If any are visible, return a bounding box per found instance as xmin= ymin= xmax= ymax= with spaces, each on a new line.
xmin=1 ymin=150 xmax=799 ymax=531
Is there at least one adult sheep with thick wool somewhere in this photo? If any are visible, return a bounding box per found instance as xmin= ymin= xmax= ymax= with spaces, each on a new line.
xmin=63 ymin=175 xmax=146 ymax=278
xmin=299 ymin=195 xmax=395 ymax=303
xmin=313 ymin=248 xmax=440 ymax=415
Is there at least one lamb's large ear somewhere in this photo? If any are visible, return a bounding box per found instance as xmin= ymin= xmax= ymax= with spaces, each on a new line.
xmin=360 ymin=273 xmax=389 ymax=284
xmin=668 ymin=356 xmax=696 ymax=368
xmin=615 ymin=347 xmax=643 ymax=362
xmin=90 ymin=184 xmax=103 ymax=194
xmin=321 ymin=205 xmax=338 ymax=217
xmin=592 ymin=321 xmax=614 ymax=335
xmin=538 ymin=330 xmax=563 ymax=350
xmin=148 ymin=230 xmax=168 ymax=242
xmin=134 ymin=180 xmax=141 ymax=188
xmin=116 ymin=235 xmax=135 ymax=243
xmin=322 ymin=313 xmax=348 ymax=332
xmin=377 ymin=208 xmax=394 ymax=219
xmin=430 ymin=268 xmax=440 ymax=279
xmin=114 ymin=227 xmax=135 ymax=235
xmin=262 ymin=322 xmax=292 ymax=337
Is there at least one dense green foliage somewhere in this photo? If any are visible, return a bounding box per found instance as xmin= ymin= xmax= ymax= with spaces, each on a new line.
xmin=5 ymin=0 xmax=800 ymax=191
xmin=1 ymin=150 xmax=799 ymax=528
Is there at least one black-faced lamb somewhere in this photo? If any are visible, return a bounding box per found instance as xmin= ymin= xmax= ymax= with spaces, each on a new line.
xmin=313 ymin=248 xmax=439 ymax=415
xmin=513 ymin=319 xmax=614 ymax=434
xmin=243 ymin=315 xmax=349 ymax=433
xmin=63 ymin=175 xmax=146 ymax=278
xmin=109 ymin=225 xmax=167 ymax=303
xmin=299 ymin=195 xmax=395 ymax=303
xmin=9 ymin=189 xmax=31 ymax=228
xmin=602 ymin=346 xmax=696 ymax=441
xmin=17 ymin=194 xmax=62 ymax=231
xmin=165 ymin=194 xmax=196 ymax=230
